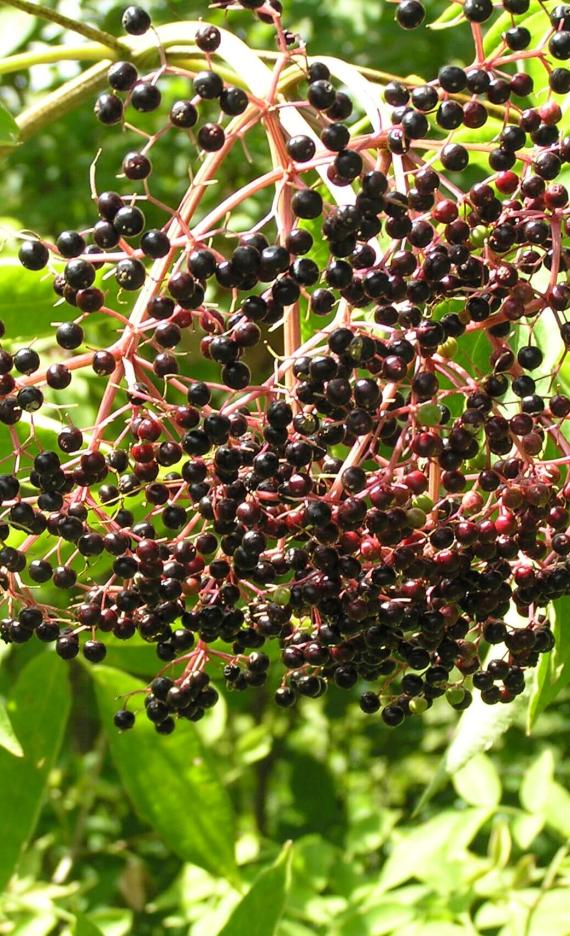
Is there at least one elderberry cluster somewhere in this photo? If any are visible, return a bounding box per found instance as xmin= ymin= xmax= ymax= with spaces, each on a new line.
xmin=4 ymin=1 xmax=570 ymax=734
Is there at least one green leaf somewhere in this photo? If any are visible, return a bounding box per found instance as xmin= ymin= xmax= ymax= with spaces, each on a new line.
xmin=87 ymin=909 xmax=133 ymax=936
xmin=544 ymin=782 xmax=570 ymax=839
xmin=520 ymin=749 xmax=555 ymax=813
xmin=73 ymin=916 xmax=105 ymax=936
xmin=0 ymin=7 xmax=35 ymax=56
xmin=216 ymin=841 xmax=293 ymax=936
xmin=415 ymin=607 xmax=528 ymax=812
xmin=0 ymin=696 xmax=23 ymax=757
xmin=378 ymin=808 xmax=491 ymax=892
xmin=0 ymin=101 xmax=19 ymax=150
xmin=289 ymin=752 xmax=345 ymax=840
xmin=452 ymin=753 xmax=501 ymax=807
xmin=0 ymin=260 xmax=67 ymax=340
xmin=0 ymin=651 xmax=71 ymax=890
xmin=332 ymin=902 xmax=416 ymax=936
xmin=428 ymin=2 xmax=465 ymax=30
xmin=528 ymin=597 xmax=570 ymax=729
xmin=416 ymin=689 xmax=524 ymax=813
xmin=91 ymin=666 xmax=237 ymax=882
xmin=526 ymin=889 xmax=570 ymax=936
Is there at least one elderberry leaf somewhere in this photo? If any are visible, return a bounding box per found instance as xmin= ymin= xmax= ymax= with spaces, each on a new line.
xmin=0 ymin=100 xmax=20 ymax=151
xmin=428 ymin=6 xmax=466 ymax=30
xmin=0 ymin=8 xmax=34 ymax=56
xmin=377 ymin=808 xmax=492 ymax=892
xmin=520 ymin=749 xmax=554 ymax=813
xmin=0 ymin=697 xmax=23 ymax=757
xmin=216 ymin=841 xmax=293 ymax=936
xmin=528 ymin=596 xmax=570 ymax=728
xmin=91 ymin=665 xmax=238 ymax=883
xmin=451 ymin=752 xmax=501 ymax=807
xmin=73 ymin=915 xmax=105 ymax=936
xmin=0 ymin=260 xmax=64 ymax=340
xmin=0 ymin=652 xmax=71 ymax=891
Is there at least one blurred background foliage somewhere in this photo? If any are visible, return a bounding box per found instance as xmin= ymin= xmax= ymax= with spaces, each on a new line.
xmin=0 ymin=2 xmax=569 ymax=935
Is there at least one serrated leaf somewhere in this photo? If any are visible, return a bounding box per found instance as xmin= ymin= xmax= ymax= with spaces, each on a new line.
xmin=91 ymin=666 xmax=237 ymax=883
xmin=0 ymin=696 xmax=23 ymax=757
xmin=0 ymin=652 xmax=71 ymax=890
xmin=378 ymin=808 xmax=490 ymax=892
xmin=452 ymin=753 xmax=501 ymax=807
xmin=216 ymin=841 xmax=293 ymax=936
xmin=415 ymin=689 xmax=524 ymax=813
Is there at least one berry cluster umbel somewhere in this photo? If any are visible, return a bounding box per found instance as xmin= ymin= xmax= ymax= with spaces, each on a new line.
xmin=5 ymin=1 xmax=570 ymax=732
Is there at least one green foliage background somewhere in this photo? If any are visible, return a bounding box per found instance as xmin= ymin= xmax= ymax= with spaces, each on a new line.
xmin=0 ymin=2 xmax=569 ymax=935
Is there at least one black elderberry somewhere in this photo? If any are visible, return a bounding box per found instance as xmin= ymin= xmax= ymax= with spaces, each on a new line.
xmin=108 ymin=61 xmax=138 ymax=91
xmin=56 ymin=634 xmax=79 ymax=660
xmin=308 ymin=80 xmax=336 ymax=110
xmin=321 ymin=122 xmax=350 ymax=151
xmin=464 ymin=0 xmax=493 ymax=21
xmin=396 ymin=0 xmax=425 ymax=28
xmin=114 ymin=709 xmax=135 ymax=729
xmin=382 ymin=705 xmax=405 ymax=727
xmin=131 ymin=81 xmax=161 ymax=113
xmin=141 ymin=229 xmax=170 ymax=258
xmin=286 ymin=135 xmax=316 ymax=162
xmin=14 ymin=347 xmax=40 ymax=375
xmin=292 ymin=189 xmax=323 ymax=219
xmin=170 ymin=100 xmax=198 ymax=127
xmin=550 ymin=31 xmax=570 ymax=60
xmin=550 ymin=68 xmax=570 ymax=93
xmin=438 ymin=66 xmax=467 ymax=93
xmin=116 ymin=258 xmax=146 ymax=290
xmin=198 ymin=123 xmax=225 ymax=152
xmin=220 ymin=87 xmax=248 ymax=115
xmin=122 ymin=5 xmax=151 ymax=35
xmin=193 ymin=70 xmax=224 ymax=99
xmin=18 ymin=240 xmax=49 ymax=270
xmin=114 ymin=206 xmax=145 ymax=237
xmin=56 ymin=322 xmax=83 ymax=350
xmin=504 ymin=26 xmax=530 ymax=50
xmin=95 ymin=93 xmax=123 ymax=125
xmin=122 ymin=151 xmax=152 ymax=180
xmin=196 ymin=23 xmax=221 ymax=51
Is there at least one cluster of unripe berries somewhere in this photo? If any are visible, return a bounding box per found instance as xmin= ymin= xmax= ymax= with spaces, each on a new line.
xmin=5 ymin=1 xmax=570 ymax=733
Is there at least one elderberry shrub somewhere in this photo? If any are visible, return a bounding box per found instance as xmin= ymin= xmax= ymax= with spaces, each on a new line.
xmin=6 ymin=1 xmax=570 ymax=734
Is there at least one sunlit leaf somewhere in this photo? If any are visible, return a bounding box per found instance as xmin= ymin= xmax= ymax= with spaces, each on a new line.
xmin=216 ymin=841 xmax=293 ymax=936
xmin=91 ymin=665 xmax=238 ymax=882
xmin=452 ymin=753 xmax=501 ymax=808
xmin=0 ymin=696 xmax=23 ymax=757
xmin=527 ymin=596 xmax=570 ymax=730
xmin=0 ymin=652 xmax=71 ymax=890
